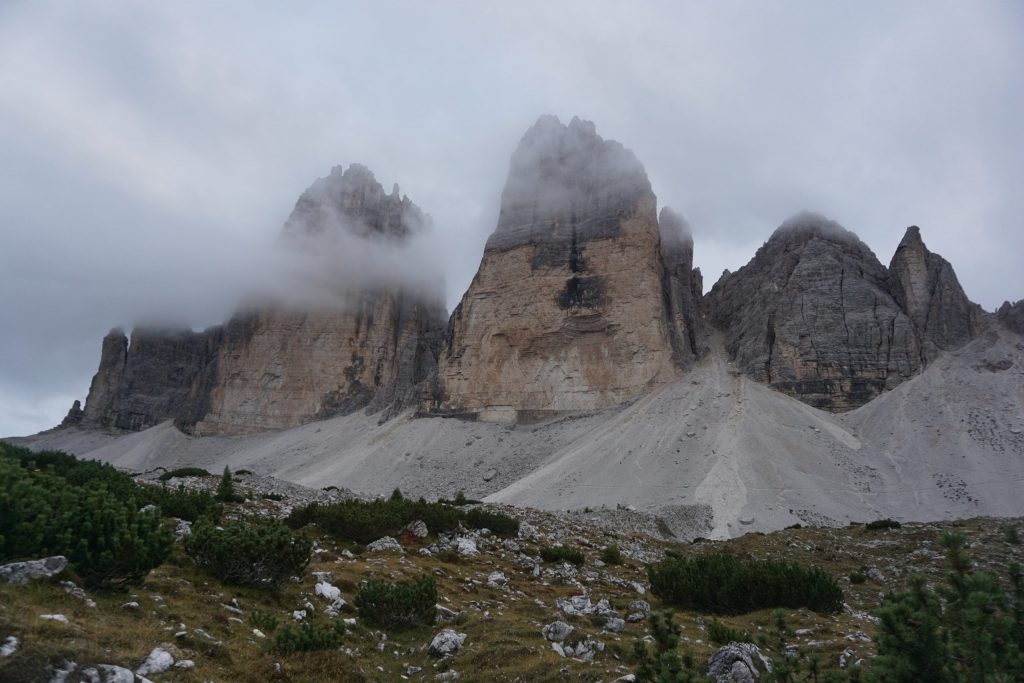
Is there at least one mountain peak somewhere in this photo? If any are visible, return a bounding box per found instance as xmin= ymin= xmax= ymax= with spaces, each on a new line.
xmin=282 ymin=163 xmax=428 ymax=243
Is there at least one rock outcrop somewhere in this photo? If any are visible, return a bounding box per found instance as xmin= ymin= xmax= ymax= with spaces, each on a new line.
xmin=888 ymin=226 xmax=983 ymax=359
xmin=707 ymin=214 xmax=982 ymax=411
xmin=78 ymin=165 xmax=446 ymax=435
xmin=431 ymin=116 xmax=704 ymax=421
xmin=80 ymin=326 xmax=219 ymax=432
xmin=997 ymin=300 xmax=1024 ymax=336
xmin=708 ymin=213 xmax=922 ymax=411
xmin=659 ymin=207 xmax=708 ymax=364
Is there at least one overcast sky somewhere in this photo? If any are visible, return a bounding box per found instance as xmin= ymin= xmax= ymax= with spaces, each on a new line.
xmin=2 ymin=1 xmax=1022 ymax=437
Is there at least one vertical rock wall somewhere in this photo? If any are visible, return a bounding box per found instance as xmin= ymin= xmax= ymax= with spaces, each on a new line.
xmin=433 ymin=116 xmax=705 ymax=420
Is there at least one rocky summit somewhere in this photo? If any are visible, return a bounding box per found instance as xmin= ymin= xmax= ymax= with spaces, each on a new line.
xmin=76 ymin=165 xmax=447 ymax=435
xmin=707 ymin=213 xmax=981 ymax=411
xmin=433 ymin=116 xmax=705 ymax=421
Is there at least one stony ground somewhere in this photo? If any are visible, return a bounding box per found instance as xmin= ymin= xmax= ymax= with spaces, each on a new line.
xmin=1 ymin=471 xmax=1022 ymax=682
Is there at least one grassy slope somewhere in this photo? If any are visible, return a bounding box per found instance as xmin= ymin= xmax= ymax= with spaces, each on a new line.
xmin=2 ymin=510 xmax=1022 ymax=682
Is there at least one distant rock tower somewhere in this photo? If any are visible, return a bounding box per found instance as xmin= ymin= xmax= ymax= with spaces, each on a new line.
xmin=78 ymin=165 xmax=447 ymax=435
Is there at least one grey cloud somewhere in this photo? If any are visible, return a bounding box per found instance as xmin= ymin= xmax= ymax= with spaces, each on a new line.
xmin=1 ymin=1 xmax=1022 ymax=436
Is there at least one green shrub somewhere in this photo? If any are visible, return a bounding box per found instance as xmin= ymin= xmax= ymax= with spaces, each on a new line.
xmin=248 ymin=609 xmax=279 ymax=633
xmin=865 ymin=518 xmax=902 ymax=530
xmin=272 ymin=620 xmax=345 ymax=654
xmin=261 ymin=492 xmax=284 ymax=502
xmin=463 ymin=508 xmax=519 ymax=537
xmin=354 ymin=575 xmax=437 ymax=630
xmin=706 ymin=619 xmax=752 ymax=645
xmin=869 ymin=531 xmax=1024 ymax=682
xmin=185 ymin=517 xmax=311 ymax=590
xmin=453 ymin=490 xmax=468 ymax=506
xmin=631 ymin=610 xmax=701 ymax=682
xmin=0 ymin=444 xmax=173 ymax=589
xmin=849 ymin=571 xmax=867 ymax=585
xmin=390 ymin=487 xmax=404 ymax=501
xmin=540 ymin=545 xmax=585 ymax=566
xmin=600 ymin=544 xmax=625 ymax=565
xmin=287 ymin=498 xmax=513 ymax=543
xmin=137 ymin=484 xmax=221 ymax=522
xmin=647 ymin=553 xmax=843 ymax=615
xmin=157 ymin=467 xmax=211 ymax=482
xmin=1004 ymin=526 xmax=1022 ymax=545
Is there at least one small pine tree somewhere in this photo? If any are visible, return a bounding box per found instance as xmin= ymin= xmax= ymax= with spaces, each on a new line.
xmin=390 ymin=487 xmax=404 ymax=501
xmin=869 ymin=531 xmax=1024 ymax=682
xmin=216 ymin=465 xmax=238 ymax=502
xmin=632 ymin=610 xmax=701 ymax=682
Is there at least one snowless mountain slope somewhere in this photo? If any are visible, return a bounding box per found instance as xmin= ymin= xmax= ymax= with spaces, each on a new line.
xmin=16 ymin=330 xmax=1024 ymax=539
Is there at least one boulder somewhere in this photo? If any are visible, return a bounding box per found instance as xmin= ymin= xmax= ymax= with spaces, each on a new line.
xmin=428 ymin=629 xmax=467 ymax=657
xmin=707 ymin=642 xmax=772 ymax=683
xmin=455 ymin=537 xmax=478 ymax=556
xmin=0 ymin=556 xmax=67 ymax=585
xmin=403 ymin=520 xmax=429 ymax=539
xmin=136 ymin=647 xmax=174 ymax=677
xmin=366 ymin=536 xmax=403 ymax=553
xmin=542 ymin=620 xmax=574 ymax=642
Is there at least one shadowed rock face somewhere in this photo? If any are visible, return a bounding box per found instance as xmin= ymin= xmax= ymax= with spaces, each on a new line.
xmin=80 ymin=326 xmax=220 ymax=432
xmin=433 ymin=116 xmax=705 ymax=421
xmin=707 ymin=214 xmax=982 ymax=411
xmin=659 ymin=207 xmax=708 ymax=364
xmin=997 ymin=300 xmax=1024 ymax=336
xmin=888 ymin=226 xmax=983 ymax=360
xmin=78 ymin=166 xmax=446 ymax=435
xmin=708 ymin=213 xmax=922 ymax=411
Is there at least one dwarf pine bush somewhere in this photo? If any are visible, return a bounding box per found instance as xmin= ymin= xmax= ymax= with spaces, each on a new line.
xmin=272 ymin=620 xmax=346 ymax=654
xmin=186 ymin=516 xmax=311 ymax=590
xmin=0 ymin=444 xmax=173 ymax=589
xmin=540 ymin=545 xmax=585 ymax=566
xmin=865 ymin=518 xmax=902 ymax=531
xmin=463 ymin=508 xmax=520 ymax=536
xmin=354 ymin=575 xmax=437 ymax=630
xmin=286 ymin=498 xmax=518 ymax=543
xmin=647 ymin=552 xmax=843 ymax=614
xmin=137 ymin=484 xmax=221 ymax=522
xmin=600 ymin=543 xmax=625 ymax=565
xmin=157 ymin=467 xmax=211 ymax=482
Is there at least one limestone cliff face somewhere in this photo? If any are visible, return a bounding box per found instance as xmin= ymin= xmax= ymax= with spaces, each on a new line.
xmin=888 ymin=226 xmax=983 ymax=359
xmin=79 ymin=165 xmax=446 ymax=434
xmin=190 ymin=291 xmax=445 ymax=435
xmin=433 ymin=116 xmax=704 ymax=420
xmin=707 ymin=213 xmax=922 ymax=411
